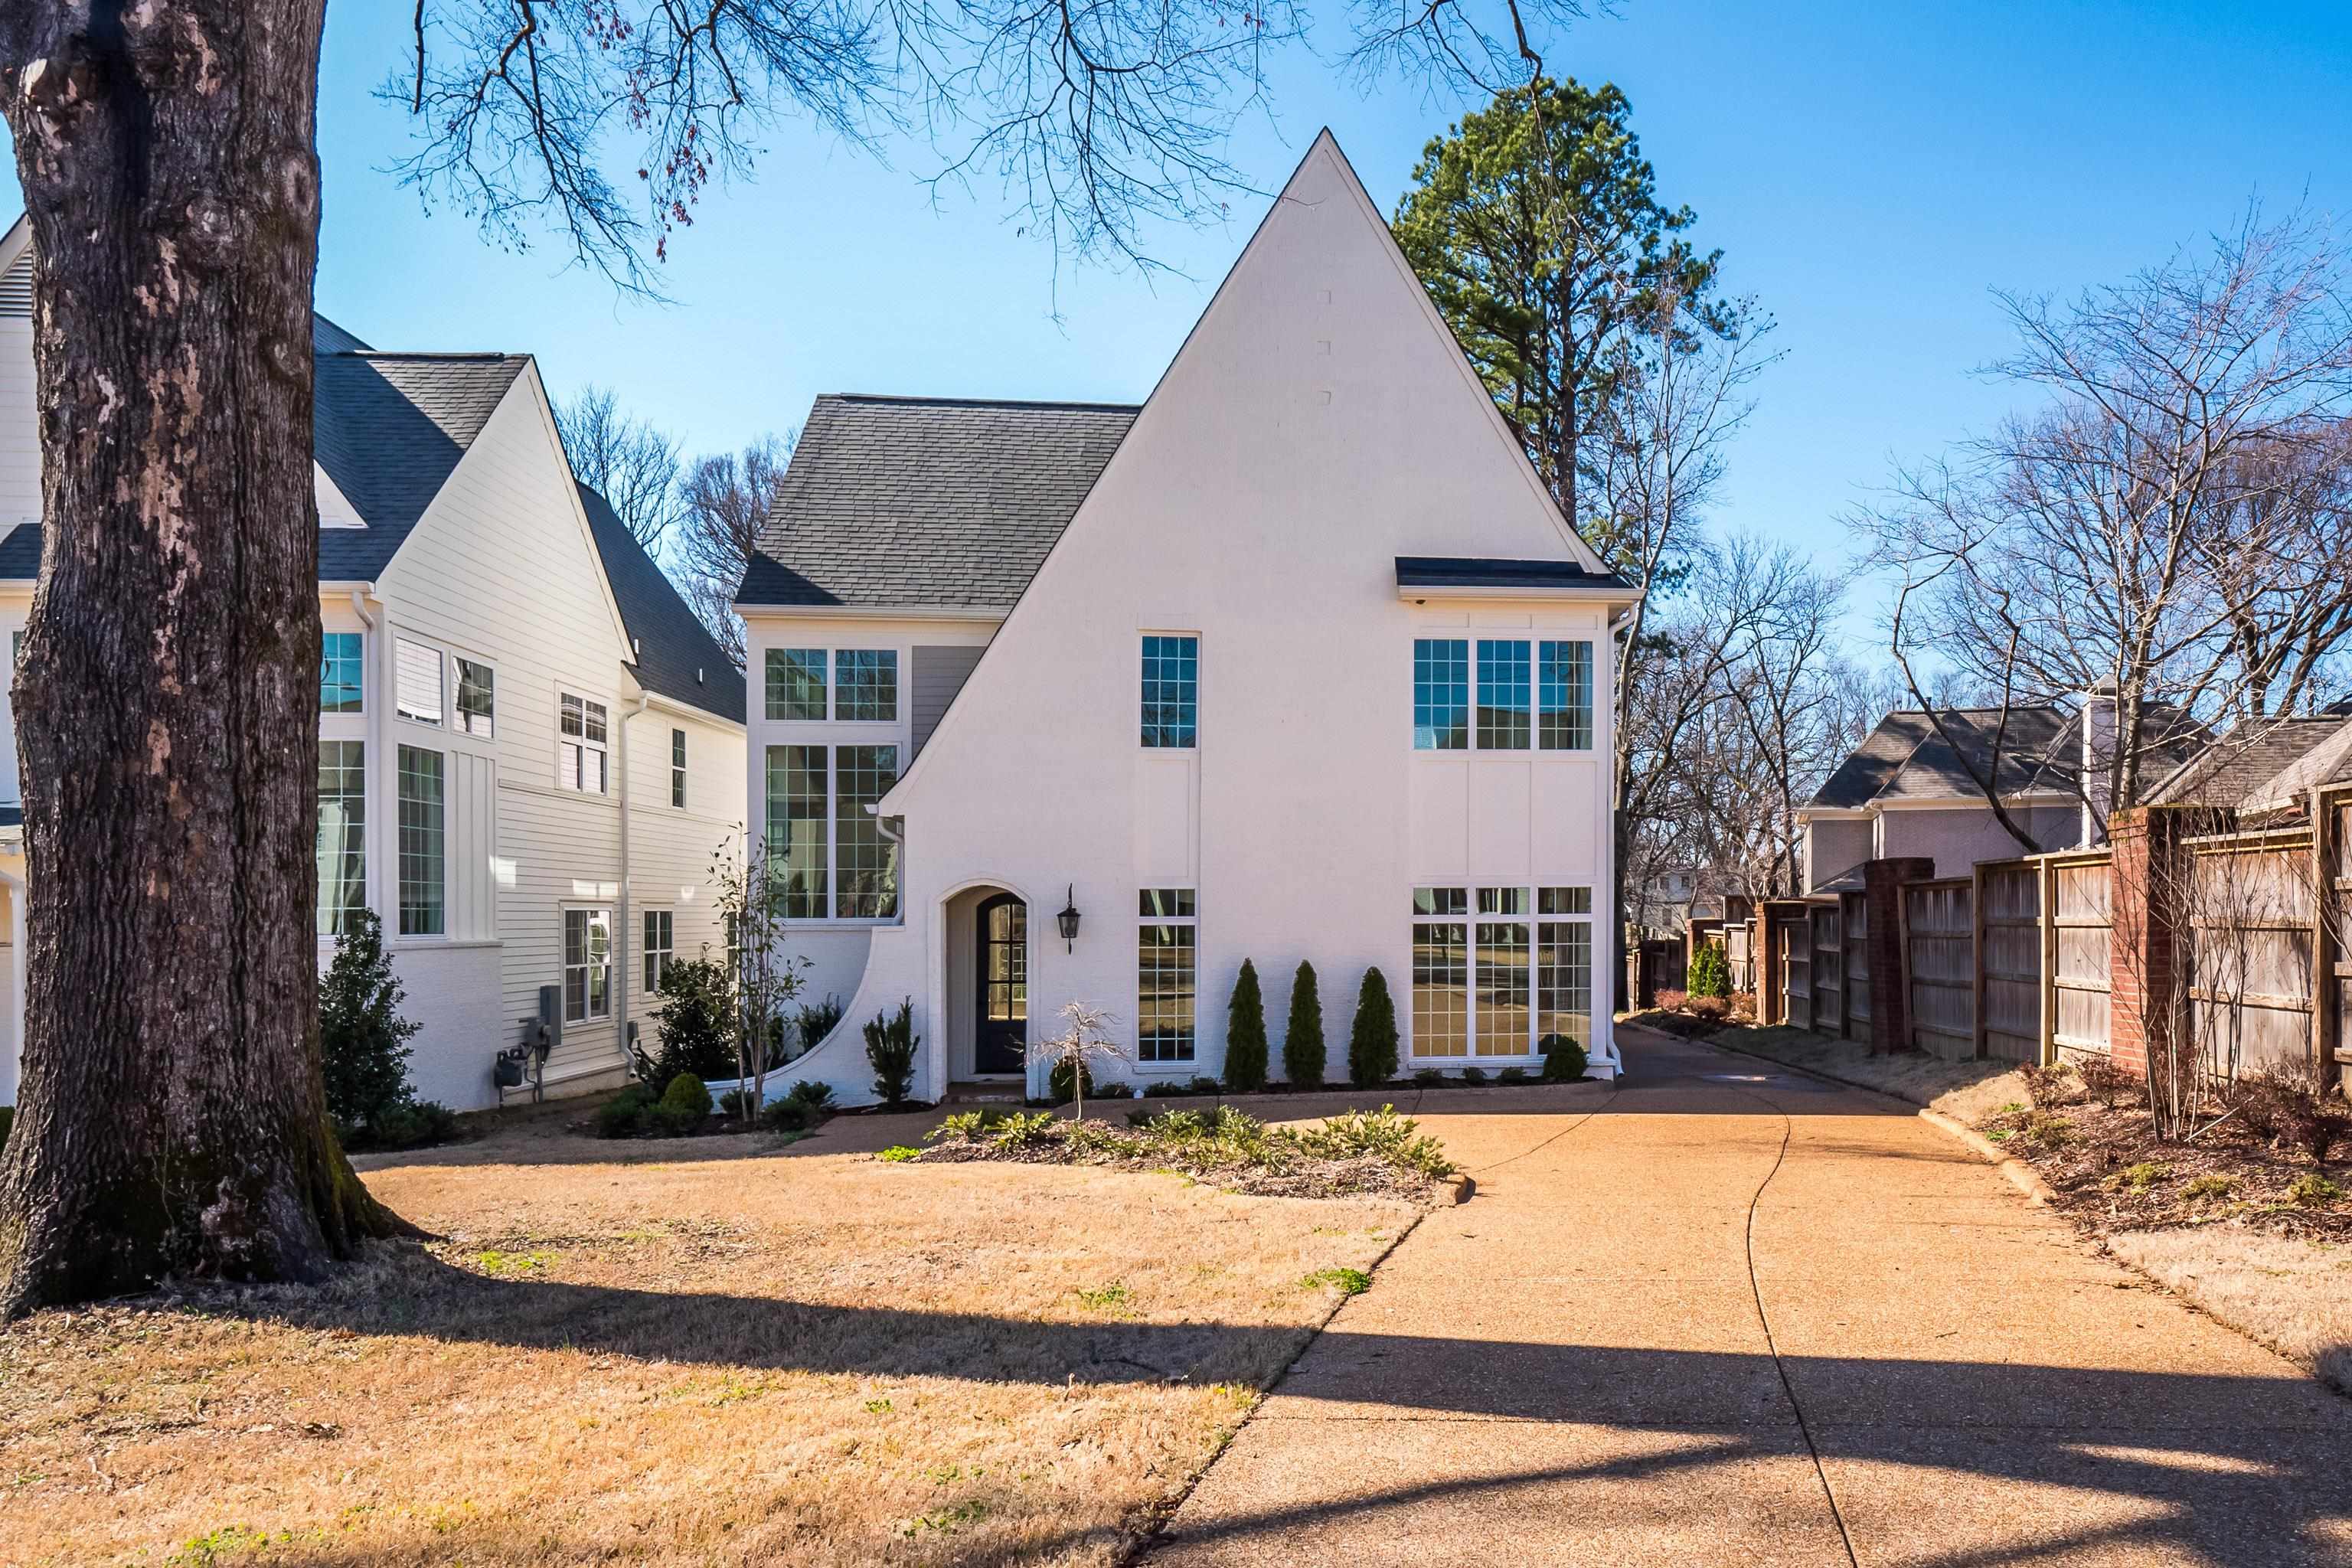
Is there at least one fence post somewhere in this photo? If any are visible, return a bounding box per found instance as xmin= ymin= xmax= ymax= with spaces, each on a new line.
xmin=2037 ymin=856 xmax=2058 ymax=1067
xmin=1865 ymin=858 xmax=1935 ymax=1054
xmin=1971 ymin=862 xmax=1989 ymax=1060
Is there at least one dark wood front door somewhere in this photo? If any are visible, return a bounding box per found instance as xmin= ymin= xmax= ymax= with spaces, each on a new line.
xmin=975 ymin=894 xmax=1027 ymax=1074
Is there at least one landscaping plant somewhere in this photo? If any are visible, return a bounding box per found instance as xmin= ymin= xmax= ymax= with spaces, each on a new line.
xmin=1284 ymin=960 xmax=1326 ymax=1088
xmin=641 ymin=956 xmax=738 ymax=1086
xmin=1224 ymin=959 xmax=1269 ymax=1091
xmin=864 ymin=998 xmax=920 ymax=1109
xmin=1033 ymin=999 xmax=1129 ymax=1124
xmin=710 ymin=834 xmax=811 ymax=1124
xmin=1540 ymin=1033 xmax=1588 ymax=1083
xmin=1348 ymin=967 xmax=1400 ymax=1087
xmin=319 ymin=909 xmax=459 ymax=1151
xmin=1687 ymin=942 xmax=1730 ymax=1000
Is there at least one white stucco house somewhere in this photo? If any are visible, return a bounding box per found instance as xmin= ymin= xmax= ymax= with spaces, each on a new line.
xmin=737 ymin=132 xmax=1639 ymax=1106
xmin=0 ymin=217 xmax=747 ymax=1110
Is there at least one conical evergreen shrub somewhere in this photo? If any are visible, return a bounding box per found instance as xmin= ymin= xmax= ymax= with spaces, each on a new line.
xmin=1283 ymin=960 xmax=1326 ymax=1087
xmin=1348 ymin=967 xmax=1400 ymax=1088
xmin=1223 ymin=959 xmax=1269 ymax=1091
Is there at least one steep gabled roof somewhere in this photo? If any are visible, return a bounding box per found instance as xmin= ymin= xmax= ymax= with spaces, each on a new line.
xmin=737 ymin=394 xmax=1139 ymax=610
xmin=576 ymin=482 xmax=745 ymax=725
xmin=2145 ymin=714 xmax=2352 ymax=809
xmin=1806 ymin=708 xmax=2071 ymax=810
xmin=0 ymin=332 xmax=528 ymax=583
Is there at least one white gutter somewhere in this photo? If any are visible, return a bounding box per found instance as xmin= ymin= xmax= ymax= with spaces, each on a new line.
xmin=616 ymin=690 xmax=651 ymax=1070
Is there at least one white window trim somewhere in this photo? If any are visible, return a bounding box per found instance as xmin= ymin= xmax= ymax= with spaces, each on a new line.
xmin=319 ymin=629 xmax=368 ymax=721
xmin=1134 ymin=887 xmax=1200 ymax=1070
xmin=642 ymin=906 xmax=675 ymax=995
xmin=564 ymin=904 xmax=615 ymax=1024
xmin=557 ymin=689 xmax=612 ymax=795
xmin=454 ymin=654 xmax=498 ymax=740
xmin=763 ymin=645 xmax=906 ymax=727
xmin=1407 ymin=884 xmax=1595 ymax=1063
xmin=670 ymin=727 xmax=688 ymax=810
xmin=1409 ymin=635 xmax=1599 ymax=758
xmin=764 ymin=741 xmax=904 ymax=929
xmin=394 ymin=743 xmax=449 ymax=946
xmin=1138 ymin=630 xmax=1201 ymax=753
xmin=394 ymin=634 xmax=446 ymax=730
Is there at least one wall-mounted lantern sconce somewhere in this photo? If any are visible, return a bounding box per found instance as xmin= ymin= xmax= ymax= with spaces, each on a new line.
xmin=1057 ymin=885 xmax=1082 ymax=952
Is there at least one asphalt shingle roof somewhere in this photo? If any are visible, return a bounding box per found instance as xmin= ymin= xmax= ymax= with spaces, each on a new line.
xmin=2146 ymin=715 xmax=2352 ymax=809
xmin=737 ymin=394 xmax=1139 ymax=609
xmin=576 ymin=482 xmax=745 ymax=725
xmin=0 ymin=326 xmax=527 ymax=583
xmin=1811 ymin=702 xmax=2210 ymax=814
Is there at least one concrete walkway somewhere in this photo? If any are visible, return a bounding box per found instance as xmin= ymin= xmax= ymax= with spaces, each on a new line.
xmin=1152 ymin=1027 xmax=2352 ymax=1566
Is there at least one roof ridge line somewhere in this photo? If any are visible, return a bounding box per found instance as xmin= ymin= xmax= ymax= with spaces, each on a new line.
xmin=822 ymin=392 xmax=1142 ymax=412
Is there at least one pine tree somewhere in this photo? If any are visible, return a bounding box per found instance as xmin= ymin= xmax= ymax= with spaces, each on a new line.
xmin=1283 ymin=960 xmax=1326 ymax=1087
xmin=320 ymin=908 xmax=424 ymax=1135
xmin=1223 ymin=959 xmax=1269 ymax=1091
xmin=1348 ymin=967 xmax=1400 ymax=1088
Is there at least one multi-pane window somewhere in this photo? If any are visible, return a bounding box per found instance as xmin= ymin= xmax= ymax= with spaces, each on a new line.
xmin=316 ymin=740 xmax=366 ymax=937
xmin=395 ymin=637 xmax=443 ymax=726
xmin=564 ymin=907 xmax=612 ymax=1023
xmin=671 ymin=727 xmax=688 ymax=809
xmin=1536 ymin=886 xmax=1594 ymax=1050
xmin=559 ymin=693 xmax=609 ymax=794
xmin=765 ymin=745 xmax=829 ymax=918
xmin=1539 ymin=641 xmax=1594 ymax=751
xmin=1411 ymin=887 xmax=1470 ymax=1057
xmin=456 ymin=658 xmax=495 ymax=739
xmin=1138 ymin=887 xmax=1197 ymax=1062
xmin=397 ymin=745 xmax=444 ymax=937
xmin=766 ymin=648 xmax=826 ymax=720
xmin=835 ymin=745 xmax=900 ymax=918
xmin=1476 ymin=640 xmax=1533 ymax=750
xmin=642 ymin=908 xmax=675 ymax=994
xmin=835 ymin=650 xmax=897 ymax=721
xmin=1413 ymin=639 xmax=1470 ymax=750
xmin=1412 ymin=885 xmax=1592 ymax=1058
xmin=319 ymin=632 xmax=364 ymax=714
xmin=1140 ymin=635 xmax=1199 ymax=749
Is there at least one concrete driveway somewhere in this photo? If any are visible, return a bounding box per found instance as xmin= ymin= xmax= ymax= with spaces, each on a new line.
xmin=1152 ymin=1025 xmax=2352 ymax=1566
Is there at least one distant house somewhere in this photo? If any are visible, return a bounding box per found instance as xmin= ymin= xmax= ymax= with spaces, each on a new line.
xmin=733 ymin=132 xmax=1640 ymax=1102
xmin=2145 ymin=712 xmax=2352 ymax=822
xmin=1798 ymin=694 xmax=2203 ymax=890
xmin=0 ymin=217 xmax=747 ymax=1109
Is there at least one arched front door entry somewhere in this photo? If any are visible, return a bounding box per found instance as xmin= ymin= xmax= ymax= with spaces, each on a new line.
xmin=974 ymin=893 xmax=1028 ymax=1074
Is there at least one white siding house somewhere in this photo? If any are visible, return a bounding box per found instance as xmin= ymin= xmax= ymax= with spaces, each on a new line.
xmin=0 ymin=217 xmax=747 ymax=1109
xmin=738 ymin=132 xmax=1639 ymax=1106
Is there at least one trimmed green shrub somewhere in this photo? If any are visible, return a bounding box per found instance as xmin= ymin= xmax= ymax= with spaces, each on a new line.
xmin=1048 ymin=1057 xmax=1095 ymax=1106
xmin=1688 ymin=942 xmax=1730 ymax=1000
xmin=1283 ymin=961 xmax=1325 ymax=1088
xmin=321 ymin=909 xmax=459 ymax=1149
xmin=662 ymin=1073 xmax=713 ymax=1116
xmin=1496 ymin=1067 xmax=1529 ymax=1084
xmin=1459 ymin=1066 xmax=1486 ymax=1086
xmin=1413 ymin=1067 xmax=1445 ymax=1087
xmin=795 ymin=993 xmax=848 ymax=1055
xmin=763 ymin=1097 xmax=818 ymax=1133
xmin=645 ymin=956 xmax=738 ymax=1084
xmin=1224 ymin=959 xmax=1269 ymax=1092
xmin=865 ymin=998 xmax=920 ymax=1109
xmin=1541 ymin=1034 xmax=1589 ymax=1083
xmin=596 ymin=1084 xmax=658 ymax=1138
xmin=787 ymin=1080 xmax=834 ymax=1109
xmin=1348 ymin=967 xmax=1399 ymax=1088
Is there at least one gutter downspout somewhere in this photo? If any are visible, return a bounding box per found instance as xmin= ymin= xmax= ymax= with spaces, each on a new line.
xmin=616 ymin=688 xmax=652 ymax=1073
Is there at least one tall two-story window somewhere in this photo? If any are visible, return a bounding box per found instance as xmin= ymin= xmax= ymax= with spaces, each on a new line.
xmin=835 ymin=746 xmax=900 ymax=918
xmin=394 ymin=637 xmax=443 ymax=726
xmin=671 ymin=727 xmax=688 ymax=808
xmin=1474 ymin=887 xmax=1530 ymax=1054
xmin=1413 ymin=639 xmax=1470 ymax=750
xmin=766 ymin=745 xmax=829 ymax=918
xmin=397 ymin=745 xmax=444 ymax=936
xmin=455 ymin=658 xmax=495 ymax=738
xmin=1411 ymin=887 xmax=1469 ymax=1054
xmin=1536 ymin=887 xmax=1594 ymax=1048
xmin=1137 ymin=888 xmax=1197 ymax=1061
xmin=1538 ymin=641 xmax=1594 ymax=750
xmin=835 ymin=650 xmax=898 ymax=721
xmin=319 ymin=632 xmax=364 ymax=714
xmin=564 ymin=907 xmax=612 ymax=1022
xmin=766 ymin=648 xmax=826 ymax=720
xmin=1140 ymin=635 xmax=1198 ymax=748
xmin=559 ymin=693 xmax=609 ymax=793
xmin=316 ymin=740 xmax=366 ymax=936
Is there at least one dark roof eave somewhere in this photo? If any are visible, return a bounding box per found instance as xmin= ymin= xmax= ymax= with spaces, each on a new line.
xmin=1394 ymin=556 xmax=1638 ymax=596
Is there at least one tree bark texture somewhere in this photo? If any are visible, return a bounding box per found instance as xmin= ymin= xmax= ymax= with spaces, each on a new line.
xmin=0 ymin=2 xmax=398 ymax=1317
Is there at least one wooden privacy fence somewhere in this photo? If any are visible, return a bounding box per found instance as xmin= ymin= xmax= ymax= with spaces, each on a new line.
xmin=1902 ymin=879 xmax=1975 ymax=1060
xmin=2183 ymin=828 xmax=2314 ymax=1077
xmin=1724 ymin=921 xmax=1755 ymax=991
xmin=2050 ymin=855 xmax=2113 ymax=1059
xmin=1811 ymin=903 xmax=1845 ymax=1039
xmin=1777 ymin=908 xmax=1814 ymax=1031
xmin=1975 ymin=861 xmax=2043 ymax=1063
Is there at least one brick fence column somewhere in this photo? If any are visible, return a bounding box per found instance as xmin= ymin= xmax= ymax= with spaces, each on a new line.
xmin=1864 ymin=858 xmax=1935 ymax=1053
xmin=1755 ymin=912 xmax=1782 ymax=1024
xmin=2109 ymin=806 xmax=2183 ymax=1077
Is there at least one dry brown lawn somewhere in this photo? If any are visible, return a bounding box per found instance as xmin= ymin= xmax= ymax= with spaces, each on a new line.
xmin=0 ymin=1106 xmax=1422 ymax=1566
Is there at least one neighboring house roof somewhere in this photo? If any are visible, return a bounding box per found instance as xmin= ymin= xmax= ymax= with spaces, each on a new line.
xmin=2146 ymin=714 xmax=2352 ymax=810
xmin=737 ymin=394 xmax=1139 ymax=610
xmin=576 ymin=482 xmax=745 ymax=725
xmin=1808 ymin=703 xmax=2205 ymax=813
xmin=1394 ymin=557 xmax=1635 ymax=593
xmin=0 ymin=325 xmax=528 ymax=583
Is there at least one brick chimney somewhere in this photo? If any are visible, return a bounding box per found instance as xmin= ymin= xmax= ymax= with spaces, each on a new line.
xmin=2079 ymin=680 xmax=2120 ymax=848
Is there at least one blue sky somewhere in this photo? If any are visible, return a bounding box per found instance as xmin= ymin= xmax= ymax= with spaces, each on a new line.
xmin=8 ymin=2 xmax=2350 ymax=652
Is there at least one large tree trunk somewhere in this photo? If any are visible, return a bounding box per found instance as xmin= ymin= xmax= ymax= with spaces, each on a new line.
xmin=0 ymin=2 xmax=399 ymax=1318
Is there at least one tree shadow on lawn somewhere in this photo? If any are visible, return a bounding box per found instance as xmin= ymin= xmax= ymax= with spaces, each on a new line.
xmin=216 ymin=1258 xmax=2352 ymax=1566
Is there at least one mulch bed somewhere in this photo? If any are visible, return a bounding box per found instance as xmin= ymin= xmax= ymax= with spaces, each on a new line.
xmin=1985 ymin=1087 xmax=2350 ymax=1243
xmin=903 ymin=1119 xmax=1446 ymax=1203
